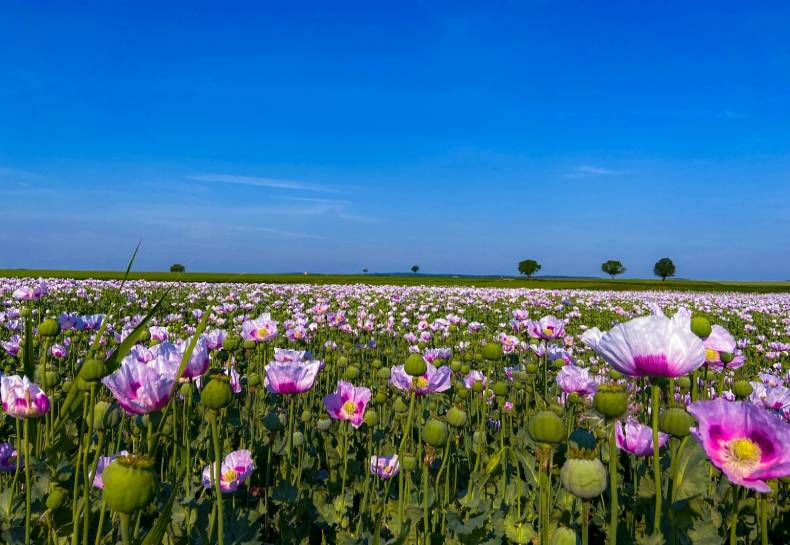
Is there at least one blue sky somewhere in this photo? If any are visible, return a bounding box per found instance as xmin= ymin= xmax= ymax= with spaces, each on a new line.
xmin=1 ymin=1 xmax=788 ymax=280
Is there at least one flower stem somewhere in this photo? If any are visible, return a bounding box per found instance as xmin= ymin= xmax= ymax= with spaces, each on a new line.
xmin=82 ymin=383 xmax=97 ymax=545
xmin=651 ymin=381 xmax=662 ymax=535
xmin=609 ymin=423 xmax=617 ymax=545
xmin=422 ymin=460 xmax=429 ymax=545
xmin=760 ymin=493 xmax=768 ymax=545
xmin=730 ymin=485 xmax=739 ymax=545
xmin=397 ymin=390 xmax=417 ymax=527
xmin=119 ymin=513 xmax=132 ymax=545
xmin=24 ymin=418 xmax=31 ymax=545
xmin=208 ymin=410 xmax=225 ymax=545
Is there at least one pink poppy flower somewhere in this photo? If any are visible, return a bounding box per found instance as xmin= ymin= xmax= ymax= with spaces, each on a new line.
xmin=241 ymin=313 xmax=279 ymax=342
xmin=527 ymin=315 xmax=566 ymax=340
xmin=370 ymin=455 xmax=400 ymax=478
xmin=92 ymin=450 xmax=129 ymax=488
xmin=101 ymin=360 xmax=174 ymax=415
xmin=264 ymin=360 xmax=321 ymax=394
xmin=591 ymin=310 xmax=706 ymax=378
xmin=0 ymin=442 xmax=20 ymax=471
xmin=557 ymin=365 xmax=598 ymax=396
xmin=390 ymin=364 xmax=452 ymax=396
xmin=688 ymin=399 xmax=790 ymax=492
xmin=323 ymin=380 xmax=372 ymax=428
xmin=615 ymin=416 xmax=669 ymax=456
xmin=1 ymin=375 xmax=50 ymax=419
xmin=202 ymin=450 xmax=254 ymax=492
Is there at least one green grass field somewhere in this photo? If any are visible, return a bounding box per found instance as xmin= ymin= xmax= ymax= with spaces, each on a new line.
xmin=1 ymin=270 xmax=789 ymax=293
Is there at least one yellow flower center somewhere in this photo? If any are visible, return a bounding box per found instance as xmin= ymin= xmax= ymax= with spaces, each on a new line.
xmin=727 ymin=438 xmax=761 ymax=464
xmin=257 ymin=327 xmax=270 ymax=338
xmin=543 ymin=328 xmax=554 ymax=337
xmin=705 ymin=349 xmax=720 ymax=363
xmin=222 ymin=469 xmax=238 ymax=482
xmin=413 ymin=377 xmax=429 ymax=390
xmin=342 ymin=401 xmax=358 ymax=416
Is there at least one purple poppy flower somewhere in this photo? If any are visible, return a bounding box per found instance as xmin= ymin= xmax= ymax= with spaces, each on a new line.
xmin=202 ymin=449 xmax=254 ymax=493
xmin=591 ymin=310 xmax=706 ymax=378
xmin=205 ymin=329 xmax=227 ymax=351
xmin=527 ymin=316 xmax=566 ymax=340
xmin=615 ymin=416 xmax=669 ymax=456
xmin=323 ymin=380 xmax=372 ymax=428
xmin=286 ymin=325 xmax=308 ymax=342
xmin=370 ymin=455 xmax=400 ymax=478
xmin=423 ymin=348 xmax=451 ymax=363
xmin=580 ymin=327 xmax=604 ymax=350
xmin=149 ymin=326 xmax=169 ymax=342
xmin=0 ymin=442 xmax=20 ymax=471
xmin=688 ymin=399 xmax=790 ymax=492
xmin=78 ymin=314 xmax=104 ymax=331
xmin=92 ymin=450 xmax=129 ymax=488
xmin=273 ymin=348 xmax=310 ymax=363
xmin=102 ymin=360 xmax=174 ymax=415
xmin=58 ymin=312 xmax=80 ymax=330
xmin=177 ymin=335 xmax=209 ymax=379
xmin=264 ymin=360 xmax=321 ymax=394
xmin=1 ymin=375 xmax=50 ymax=419
xmin=557 ymin=365 xmax=598 ymax=396
xmin=49 ymin=344 xmax=68 ymax=358
xmin=1 ymin=335 xmax=21 ymax=358
xmin=749 ymin=383 xmax=790 ymax=411
xmin=390 ymin=364 xmax=452 ymax=396
xmin=462 ymin=370 xmax=487 ymax=389
xmin=241 ymin=313 xmax=279 ymax=342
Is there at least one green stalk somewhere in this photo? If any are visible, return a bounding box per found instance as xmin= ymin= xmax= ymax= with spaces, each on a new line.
xmin=609 ymin=423 xmax=617 ymax=545
xmin=730 ymin=486 xmax=739 ymax=545
xmin=474 ymin=360 xmax=493 ymax=472
xmin=423 ymin=460 xmax=429 ymax=545
xmin=397 ymin=391 xmax=417 ymax=526
xmin=119 ymin=513 xmax=132 ymax=545
xmin=82 ymin=384 xmax=97 ymax=545
xmin=760 ymin=493 xmax=768 ymax=545
xmin=24 ymin=418 xmax=32 ymax=545
xmin=208 ymin=410 xmax=225 ymax=545
xmin=582 ymin=501 xmax=589 ymax=545
xmin=651 ymin=382 xmax=662 ymax=534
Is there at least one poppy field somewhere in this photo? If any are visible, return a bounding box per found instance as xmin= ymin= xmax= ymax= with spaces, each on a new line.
xmin=1 ymin=276 xmax=789 ymax=545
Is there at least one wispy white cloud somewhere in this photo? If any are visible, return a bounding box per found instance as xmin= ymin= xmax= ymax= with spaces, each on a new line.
xmin=186 ymin=173 xmax=340 ymax=193
xmin=564 ymin=165 xmax=632 ymax=178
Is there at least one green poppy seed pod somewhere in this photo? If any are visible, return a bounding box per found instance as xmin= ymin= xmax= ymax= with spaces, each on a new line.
xmin=472 ymin=431 xmax=486 ymax=447
xmin=402 ymin=456 xmax=418 ymax=471
xmin=423 ymin=418 xmax=448 ymax=447
xmin=301 ymin=410 xmax=312 ymax=423
xmin=46 ymin=488 xmax=68 ymax=510
xmin=148 ymin=340 xmax=160 ymax=348
xmin=457 ymin=388 xmax=469 ymax=399
xmin=526 ymin=363 xmax=539 ymax=374
xmin=363 ymin=410 xmax=379 ymax=427
xmin=460 ymin=364 xmax=470 ymax=374
xmin=492 ymin=381 xmax=508 ymax=397
xmin=513 ymin=380 xmax=523 ymax=390
xmin=77 ymin=377 xmax=92 ymax=391
xmin=242 ymin=340 xmax=256 ymax=350
xmin=45 ymin=371 xmax=61 ymax=388
xmin=450 ymin=360 xmax=462 ymax=372
xmin=4 ymin=366 xmax=11 ymax=374
xmin=93 ymin=401 xmax=122 ymax=431
xmin=446 ymin=407 xmax=468 ymax=428
xmin=374 ymin=393 xmax=387 ymax=404
xmin=732 ymin=380 xmax=753 ymax=398
xmin=336 ymin=356 xmax=349 ymax=367
xmin=659 ymin=408 xmax=694 ymax=438
xmin=528 ymin=411 xmax=565 ymax=445
xmin=608 ymin=370 xmax=622 ymax=380
xmin=371 ymin=359 xmax=382 ymax=369
xmin=247 ymin=373 xmax=262 ymax=387
xmin=560 ymin=457 xmax=607 ymax=500
xmin=137 ymin=331 xmax=151 ymax=343
xmin=222 ymin=338 xmax=239 ymax=351
xmin=552 ymin=359 xmax=566 ymax=370
xmin=568 ymin=429 xmax=597 ymax=451
xmin=720 ymin=352 xmax=734 ymax=364
xmin=690 ymin=316 xmax=712 ymax=338
xmin=481 ymin=342 xmax=503 ymax=361
xmin=567 ymin=392 xmax=580 ymax=404
xmin=179 ymin=382 xmax=193 ymax=399
xmin=102 ymin=455 xmax=158 ymax=514
xmin=472 ymin=380 xmax=484 ymax=393
xmin=376 ymin=367 xmax=391 ymax=380
xmin=79 ymin=359 xmax=107 ymax=382
xmin=551 ymin=526 xmax=581 ymax=545
xmin=404 ymin=354 xmax=427 ymax=376
xmin=201 ymin=379 xmax=233 ymax=410
xmin=474 ymin=352 xmax=483 ymax=361
xmin=516 ymin=370 xmax=528 ymax=381
xmin=38 ymin=319 xmax=61 ymax=338
xmin=449 ymin=324 xmax=457 ymax=332
xmin=589 ymin=365 xmax=600 ymax=374
xmin=676 ymin=376 xmax=691 ymax=389
xmin=317 ymin=418 xmax=333 ymax=432
xmin=162 ymin=425 xmax=173 ymax=437
xmin=344 ymin=366 xmax=360 ymax=380
xmin=62 ymin=380 xmax=73 ymax=394
xmin=292 ymin=431 xmax=305 ymax=448
xmin=393 ymin=396 xmax=409 ymax=413
xmin=20 ymin=308 xmax=31 ymax=318
xmin=263 ymin=411 xmax=286 ymax=432
xmin=593 ymin=387 xmax=628 ymax=419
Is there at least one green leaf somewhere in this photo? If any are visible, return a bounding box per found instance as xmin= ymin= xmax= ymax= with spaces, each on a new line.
xmin=673 ymin=438 xmax=710 ymax=503
xmin=503 ymin=510 xmax=535 ymax=544
xmin=446 ymin=510 xmax=487 ymax=535
xmin=641 ymin=531 xmax=666 ymax=545
xmin=486 ymin=447 xmax=507 ymax=475
xmin=686 ymin=519 xmax=723 ymax=545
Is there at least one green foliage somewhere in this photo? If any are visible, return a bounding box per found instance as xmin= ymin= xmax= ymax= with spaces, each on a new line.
xmin=170 ymin=263 xmax=186 ymax=272
xmin=654 ymin=257 xmax=677 ymax=281
xmin=517 ymin=259 xmax=541 ymax=278
xmin=601 ymin=259 xmax=626 ymax=279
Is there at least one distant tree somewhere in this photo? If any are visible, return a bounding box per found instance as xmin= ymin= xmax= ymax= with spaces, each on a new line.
xmin=411 ymin=266 xmax=420 ymax=274
xmin=363 ymin=269 xmax=368 ymax=275
xmin=517 ymin=259 xmax=541 ymax=278
xmin=170 ymin=264 xmax=185 ymax=273
xmin=653 ymin=258 xmax=676 ymax=281
xmin=601 ymin=260 xmax=627 ymax=279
